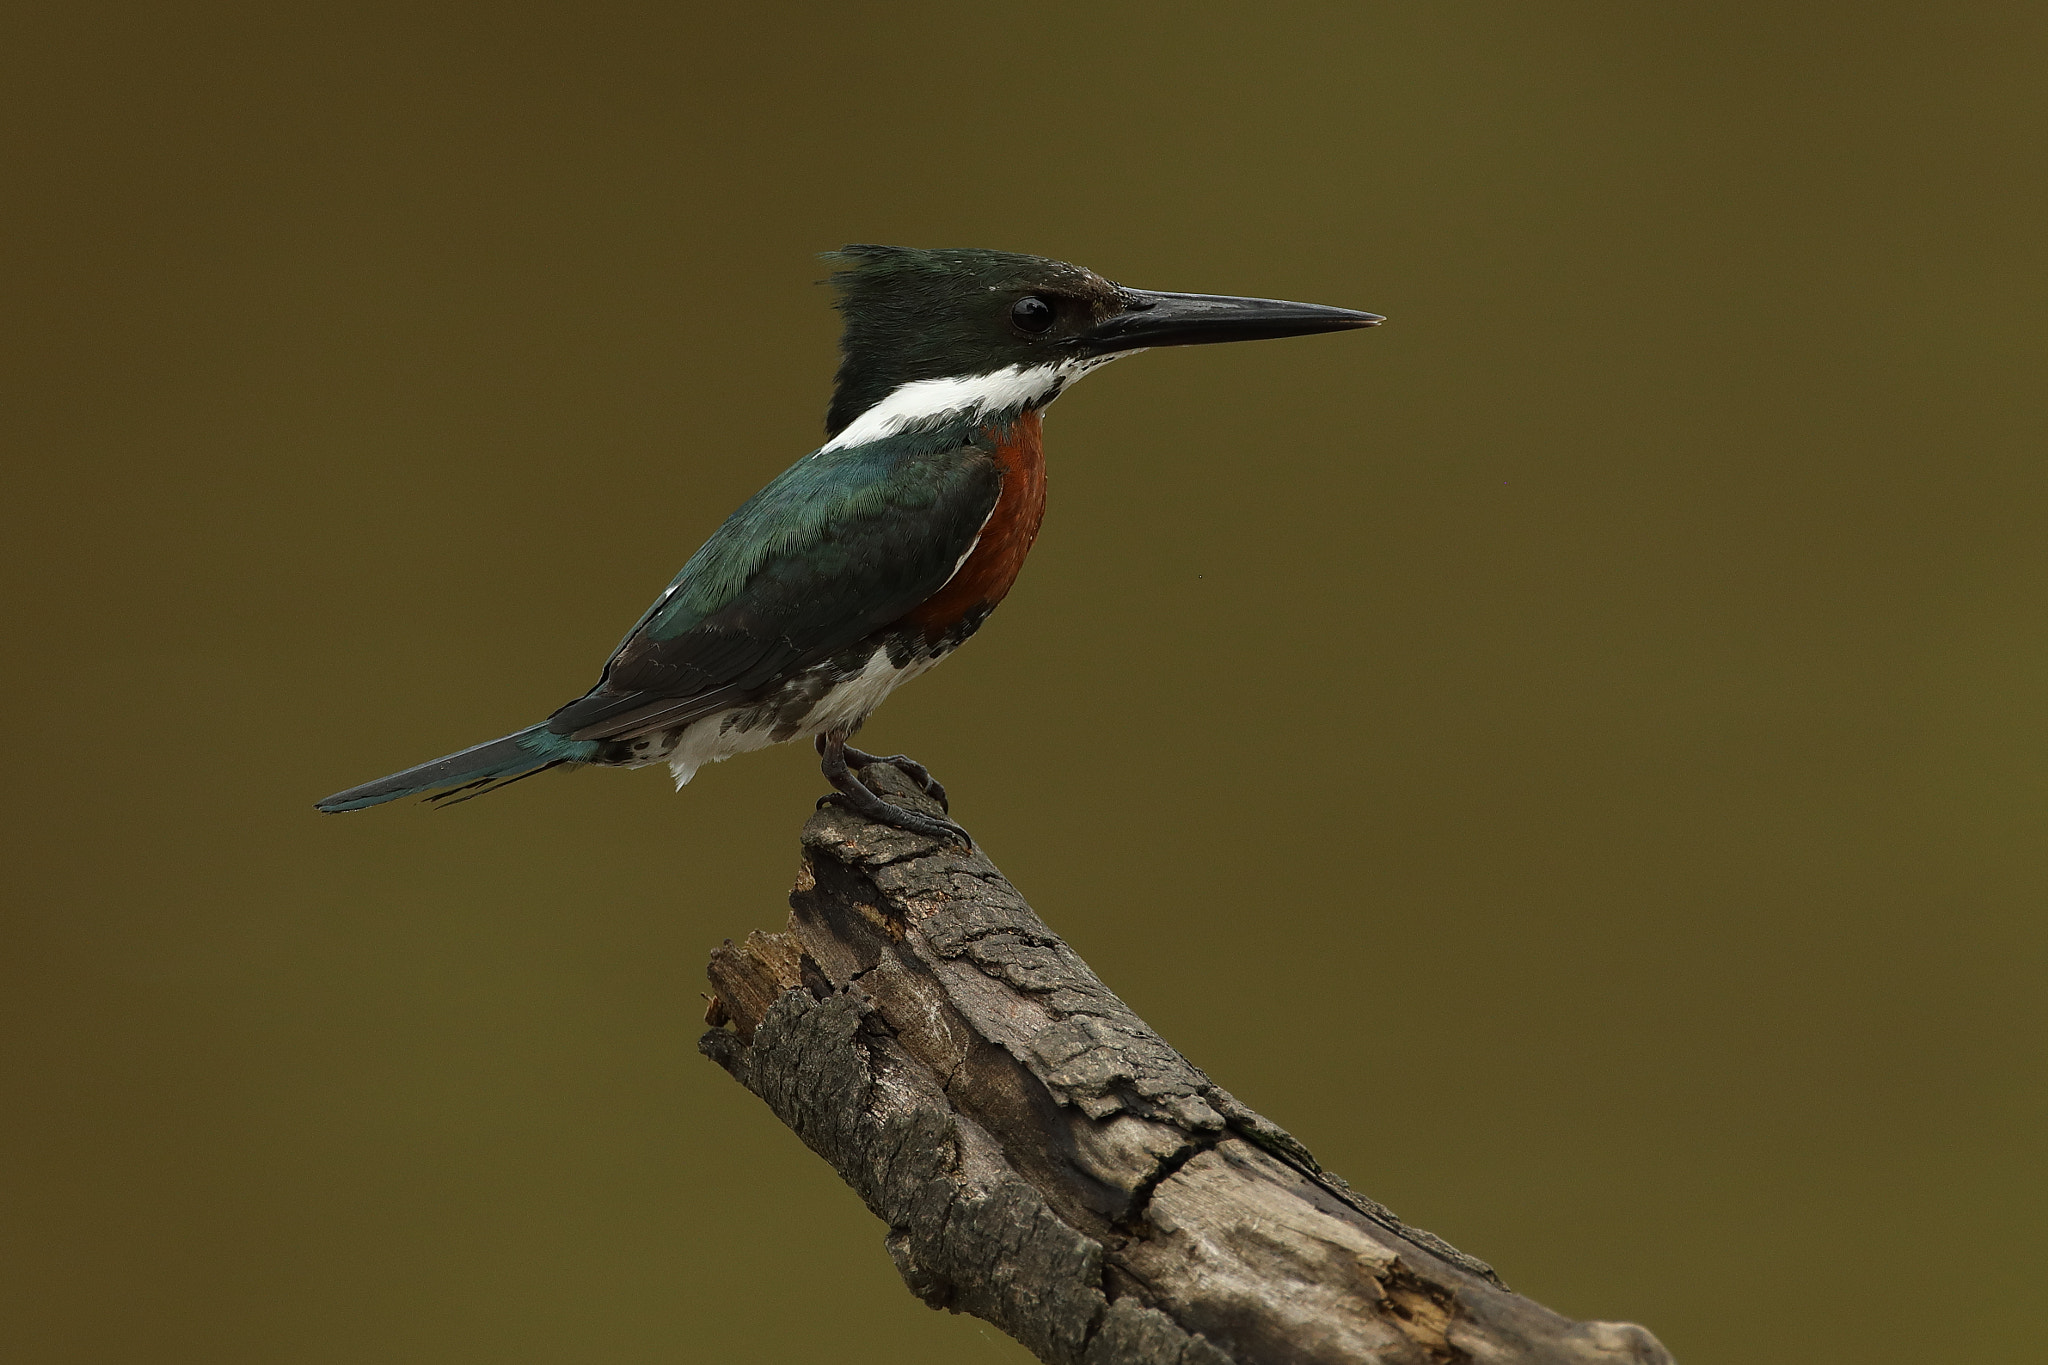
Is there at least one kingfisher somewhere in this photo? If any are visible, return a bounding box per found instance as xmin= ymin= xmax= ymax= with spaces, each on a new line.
xmin=318 ymin=246 xmax=1379 ymax=843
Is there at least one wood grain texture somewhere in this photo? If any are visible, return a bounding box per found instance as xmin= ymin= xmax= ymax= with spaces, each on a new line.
xmin=700 ymin=766 xmax=1673 ymax=1365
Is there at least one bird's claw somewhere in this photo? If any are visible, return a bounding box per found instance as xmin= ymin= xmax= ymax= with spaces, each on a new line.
xmin=873 ymin=755 xmax=948 ymax=811
xmin=839 ymin=745 xmax=949 ymax=811
xmin=815 ymin=790 xmax=972 ymax=849
xmin=892 ymin=808 xmax=974 ymax=849
xmin=818 ymin=734 xmax=967 ymax=846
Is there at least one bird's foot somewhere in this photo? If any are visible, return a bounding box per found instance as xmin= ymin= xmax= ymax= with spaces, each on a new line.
xmin=815 ymin=784 xmax=973 ymax=848
xmin=840 ymin=745 xmax=948 ymax=811
xmin=816 ymin=731 xmax=971 ymax=848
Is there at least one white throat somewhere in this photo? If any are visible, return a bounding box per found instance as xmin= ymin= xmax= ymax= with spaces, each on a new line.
xmin=821 ymin=352 xmax=1131 ymax=452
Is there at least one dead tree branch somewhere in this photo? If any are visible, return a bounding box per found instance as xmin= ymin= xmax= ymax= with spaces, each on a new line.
xmin=699 ymin=765 xmax=1673 ymax=1365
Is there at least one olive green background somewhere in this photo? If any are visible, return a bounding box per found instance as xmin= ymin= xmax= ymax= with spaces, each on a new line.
xmin=5 ymin=4 xmax=2043 ymax=1362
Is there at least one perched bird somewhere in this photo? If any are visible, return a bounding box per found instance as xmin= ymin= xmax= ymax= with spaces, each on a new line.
xmin=318 ymin=246 xmax=1379 ymax=842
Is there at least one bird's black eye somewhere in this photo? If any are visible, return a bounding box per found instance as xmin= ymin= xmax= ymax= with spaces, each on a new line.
xmin=1010 ymin=295 xmax=1056 ymax=333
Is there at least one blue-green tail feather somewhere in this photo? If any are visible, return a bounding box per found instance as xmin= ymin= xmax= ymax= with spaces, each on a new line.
xmin=316 ymin=724 xmax=599 ymax=813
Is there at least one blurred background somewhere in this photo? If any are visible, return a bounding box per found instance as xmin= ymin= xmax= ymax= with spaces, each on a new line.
xmin=4 ymin=3 xmax=2043 ymax=1361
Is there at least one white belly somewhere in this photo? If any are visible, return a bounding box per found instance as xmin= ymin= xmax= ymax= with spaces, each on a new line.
xmin=665 ymin=647 xmax=943 ymax=787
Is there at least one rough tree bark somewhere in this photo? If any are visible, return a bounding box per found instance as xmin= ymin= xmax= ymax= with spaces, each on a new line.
xmin=699 ymin=765 xmax=1673 ymax=1365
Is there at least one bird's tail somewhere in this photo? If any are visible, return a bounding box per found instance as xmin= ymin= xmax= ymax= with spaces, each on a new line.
xmin=316 ymin=723 xmax=599 ymax=813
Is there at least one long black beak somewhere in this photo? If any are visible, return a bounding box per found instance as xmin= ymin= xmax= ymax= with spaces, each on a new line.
xmin=1083 ymin=288 xmax=1382 ymax=354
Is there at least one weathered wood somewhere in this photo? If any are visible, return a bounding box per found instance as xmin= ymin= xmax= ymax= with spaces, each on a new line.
xmin=700 ymin=766 xmax=1673 ymax=1365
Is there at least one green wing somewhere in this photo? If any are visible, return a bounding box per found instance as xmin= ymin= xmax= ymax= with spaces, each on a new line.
xmin=546 ymin=431 xmax=1000 ymax=742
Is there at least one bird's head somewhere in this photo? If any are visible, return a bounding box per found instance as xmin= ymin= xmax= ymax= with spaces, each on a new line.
xmin=821 ymin=245 xmax=1380 ymax=445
